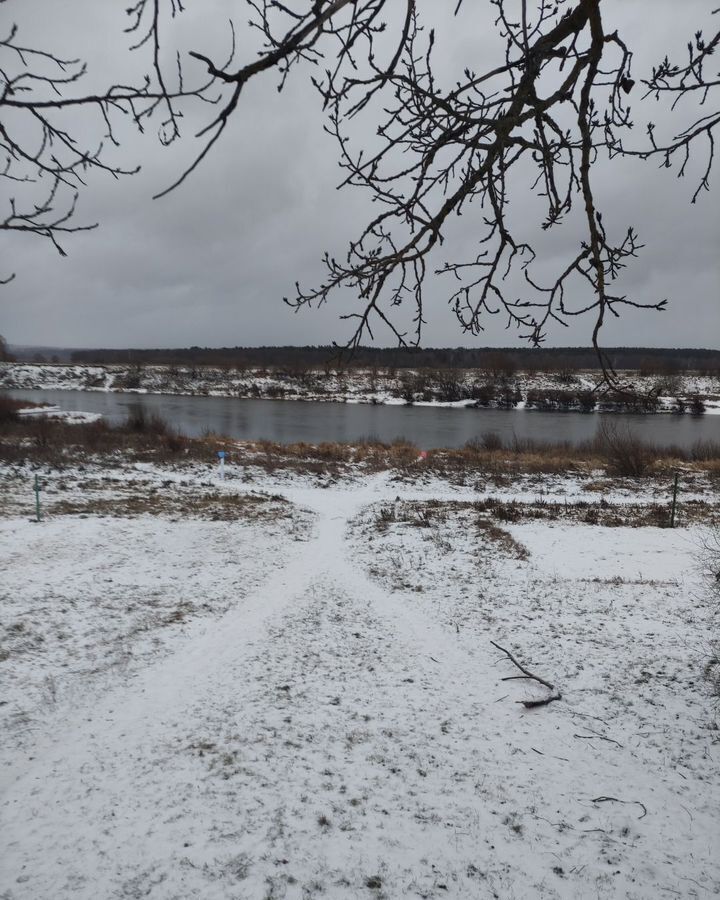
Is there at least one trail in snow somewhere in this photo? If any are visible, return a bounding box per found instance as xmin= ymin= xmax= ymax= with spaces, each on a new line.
xmin=1 ymin=476 xmax=392 ymax=897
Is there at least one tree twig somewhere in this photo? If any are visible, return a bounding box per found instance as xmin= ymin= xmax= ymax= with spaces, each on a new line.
xmin=574 ymin=730 xmax=623 ymax=748
xmin=490 ymin=640 xmax=562 ymax=708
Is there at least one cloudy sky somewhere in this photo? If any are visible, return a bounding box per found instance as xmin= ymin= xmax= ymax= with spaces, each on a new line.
xmin=1 ymin=0 xmax=718 ymax=350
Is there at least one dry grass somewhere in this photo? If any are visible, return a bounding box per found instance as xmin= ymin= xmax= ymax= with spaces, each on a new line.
xmin=0 ymin=393 xmax=44 ymax=424
xmin=47 ymin=487 xmax=291 ymax=521
xmin=371 ymin=498 xmax=527 ymax=556
xmin=370 ymin=495 xmax=717 ymax=536
xmin=410 ymin=430 xmax=720 ymax=481
xmin=1 ymin=414 xmax=718 ymax=480
xmin=0 ymin=416 xmax=192 ymax=464
xmin=0 ymin=469 xmax=292 ymax=521
xmin=373 ymin=498 xmax=450 ymax=531
xmin=476 ymin=496 xmax=718 ymax=527
xmin=476 ymin=518 xmax=529 ymax=559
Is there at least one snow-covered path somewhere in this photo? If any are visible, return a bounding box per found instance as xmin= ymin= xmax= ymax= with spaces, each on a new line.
xmin=1 ymin=474 xmax=718 ymax=899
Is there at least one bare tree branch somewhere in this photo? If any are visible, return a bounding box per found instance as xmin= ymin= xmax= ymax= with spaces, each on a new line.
xmin=0 ymin=1 xmax=214 ymax=276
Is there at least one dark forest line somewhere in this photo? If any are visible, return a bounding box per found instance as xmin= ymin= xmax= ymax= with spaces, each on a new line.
xmin=60 ymin=346 xmax=720 ymax=373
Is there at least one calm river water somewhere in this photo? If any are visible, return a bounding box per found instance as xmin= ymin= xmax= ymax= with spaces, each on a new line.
xmin=10 ymin=388 xmax=720 ymax=450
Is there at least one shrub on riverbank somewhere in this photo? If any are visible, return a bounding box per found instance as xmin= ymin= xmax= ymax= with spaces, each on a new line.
xmin=525 ymin=387 xmax=597 ymax=412
xmin=596 ymin=391 xmax=660 ymax=414
xmin=468 ymin=382 xmax=523 ymax=408
xmin=0 ymin=413 xmax=190 ymax=464
xmin=425 ymin=429 xmax=720 ymax=478
xmin=0 ymin=394 xmax=21 ymax=425
xmin=391 ymin=369 xmax=525 ymax=406
xmin=0 ymin=394 xmax=48 ymax=425
xmin=594 ymin=421 xmax=651 ymax=476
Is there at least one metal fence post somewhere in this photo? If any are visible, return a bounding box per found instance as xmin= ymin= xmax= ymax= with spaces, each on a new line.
xmin=670 ymin=470 xmax=679 ymax=528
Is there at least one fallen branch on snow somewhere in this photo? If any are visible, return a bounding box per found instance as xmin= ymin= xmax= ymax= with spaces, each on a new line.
xmin=591 ymin=795 xmax=648 ymax=819
xmin=490 ymin=640 xmax=562 ymax=708
xmin=574 ymin=730 xmax=623 ymax=748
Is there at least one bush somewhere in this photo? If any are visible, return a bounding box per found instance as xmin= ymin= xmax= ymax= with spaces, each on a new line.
xmin=124 ymin=406 xmax=170 ymax=435
xmin=116 ymin=364 xmax=145 ymax=390
xmin=595 ymin=420 xmax=650 ymax=476
xmin=480 ymin=431 xmax=503 ymax=451
xmin=430 ymin=369 xmax=465 ymax=402
xmin=597 ymin=391 xmax=659 ymax=414
xmin=523 ymin=388 xmax=594 ymax=413
xmin=396 ymin=371 xmax=431 ymax=404
xmin=0 ymin=393 xmax=20 ymax=424
xmin=467 ymin=382 xmax=496 ymax=406
xmin=577 ymin=390 xmax=596 ymax=412
xmin=499 ymin=385 xmax=522 ymax=408
xmin=691 ymin=440 xmax=720 ymax=462
xmin=526 ymin=388 xmax=569 ymax=410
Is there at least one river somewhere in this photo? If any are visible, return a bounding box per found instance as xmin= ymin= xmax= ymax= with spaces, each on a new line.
xmin=9 ymin=388 xmax=720 ymax=450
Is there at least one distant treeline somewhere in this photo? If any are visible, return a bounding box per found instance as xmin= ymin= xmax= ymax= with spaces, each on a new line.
xmin=65 ymin=345 xmax=720 ymax=373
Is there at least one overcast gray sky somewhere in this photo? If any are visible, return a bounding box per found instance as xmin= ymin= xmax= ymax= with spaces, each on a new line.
xmin=1 ymin=0 xmax=718 ymax=350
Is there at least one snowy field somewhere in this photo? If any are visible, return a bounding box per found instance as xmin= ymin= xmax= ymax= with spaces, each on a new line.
xmin=1 ymin=456 xmax=719 ymax=899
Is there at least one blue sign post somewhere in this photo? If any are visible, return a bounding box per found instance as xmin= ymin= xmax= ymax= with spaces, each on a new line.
xmin=217 ymin=450 xmax=226 ymax=480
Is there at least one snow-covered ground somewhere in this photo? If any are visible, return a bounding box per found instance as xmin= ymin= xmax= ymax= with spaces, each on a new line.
xmin=16 ymin=404 xmax=102 ymax=424
xmin=2 ymin=362 xmax=719 ymax=413
xmin=1 ymin=457 xmax=718 ymax=899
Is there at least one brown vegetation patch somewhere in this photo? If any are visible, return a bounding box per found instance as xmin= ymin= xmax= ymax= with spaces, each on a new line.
xmin=476 ymin=518 xmax=529 ymax=559
xmin=370 ymin=499 xmax=529 ymax=559
xmin=399 ymin=432 xmax=720 ymax=482
xmin=0 ymin=416 xmax=193 ymax=465
xmin=47 ymin=487 xmax=289 ymax=521
xmin=0 ymin=393 xmax=46 ymax=424
xmin=1 ymin=470 xmax=291 ymax=521
xmin=475 ymin=496 xmax=718 ymax=528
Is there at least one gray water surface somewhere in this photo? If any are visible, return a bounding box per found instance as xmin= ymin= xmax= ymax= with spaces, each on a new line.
xmin=10 ymin=388 xmax=720 ymax=450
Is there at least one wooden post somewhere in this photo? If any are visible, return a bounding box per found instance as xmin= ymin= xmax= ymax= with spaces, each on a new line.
xmin=34 ymin=474 xmax=41 ymax=522
xmin=670 ymin=470 xmax=679 ymax=528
